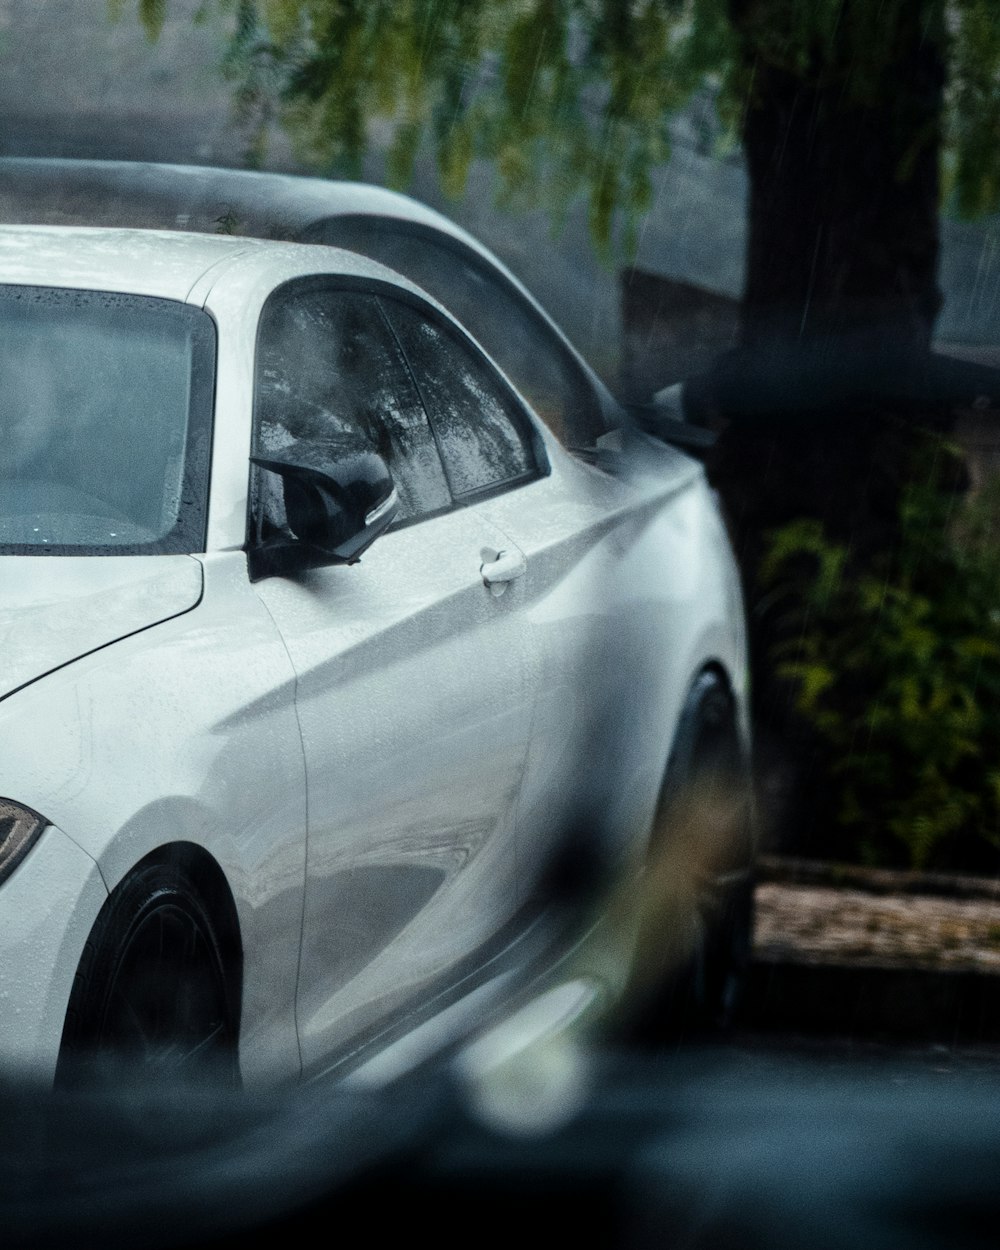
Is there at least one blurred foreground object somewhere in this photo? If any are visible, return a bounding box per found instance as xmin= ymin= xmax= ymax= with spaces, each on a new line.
xmin=7 ymin=1047 xmax=1000 ymax=1249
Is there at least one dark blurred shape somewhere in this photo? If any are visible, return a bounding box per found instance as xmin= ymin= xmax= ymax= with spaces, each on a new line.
xmin=746 ymin=961 xmax=1000 ymax=1046
xmin=686 ymin=341 xmax=1000 ymax=428
xmin=619 ymin=271 xmax=740 ymax=404
xmin=0 ymin=1072 xmax=438 ymax=1250
xmin=354 ymin=1051 xmax=1000 ymax=1250
xmin=9 ymin=1050 xmax=1000 ymax=1249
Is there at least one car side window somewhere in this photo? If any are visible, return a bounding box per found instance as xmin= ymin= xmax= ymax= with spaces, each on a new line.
xmin=381 ymin=298 xmax=541 ymax=501
xmin=253 ymin=286 xmax=451 ymax=526
xmin=305 ymin=216 xmax=608 ymax=448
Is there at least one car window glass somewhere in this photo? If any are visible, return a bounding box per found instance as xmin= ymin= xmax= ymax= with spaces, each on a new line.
xmin=382 ymin=298 xmax=539 ymax=500
xmin=0 ymin=286 xmax=213 ymax=554
xmin=254 ymin=287 xmax=451 ymax=525
xmin=306 ymin=217 xmax=607 ymax=448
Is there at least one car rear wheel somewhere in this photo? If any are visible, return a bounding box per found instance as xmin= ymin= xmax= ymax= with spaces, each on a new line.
xmin=57 ymin=860 xmax=240 ymax=1088
xmin=626 ymin=669 xmax=755 ymax=1044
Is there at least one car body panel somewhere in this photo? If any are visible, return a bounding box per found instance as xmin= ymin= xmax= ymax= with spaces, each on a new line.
xmin=0 ymin=224 xmax=260 ymax=300
xmin=0 ymin=823 xmax=107 ymax=1082
xmin=0 ymin=552 xmax=308 ymax=1085
xmin=0 ymin=556 xmax=203 ymax=703
xmin=0 ymin=159 xmax=486 ymax=243
xmin=480 ymin=431 xmax=748 ymax=891
xmin=254 ymin=502 xmax=540 ymax=1078
xmin=0 ymin=158 xmax=596 ymax=357
xmin=0 ymin=159 xmax=622 ymax=439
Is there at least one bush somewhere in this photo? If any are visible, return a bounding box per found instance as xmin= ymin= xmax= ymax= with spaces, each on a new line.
xmin=758 ymin=436 xmax=1000 ymax=870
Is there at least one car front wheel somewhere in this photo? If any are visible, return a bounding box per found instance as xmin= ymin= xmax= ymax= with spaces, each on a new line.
xmin=57 ymin=859 xmax=240 ymax=1088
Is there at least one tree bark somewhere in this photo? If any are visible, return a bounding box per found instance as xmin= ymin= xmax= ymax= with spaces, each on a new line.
xmin=690 ymin=3 xmax=960 ymax=568
xmin=736 ymin=0 xmax=945 ymax=357
xmin=698 ymin=3 xmax=958 ymax=856
xmin=701 ymin=0 xmax=958 ymax=558
xmin=689 ymin=0 xmax=952 ymax=433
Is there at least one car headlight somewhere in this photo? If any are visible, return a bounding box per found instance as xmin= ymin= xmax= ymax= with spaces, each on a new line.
xmin=0 ymin=799 xmax=48 ymax=885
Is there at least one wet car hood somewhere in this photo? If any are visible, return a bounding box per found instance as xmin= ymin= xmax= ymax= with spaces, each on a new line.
xmin=0 ymin=556 xmax=203 ymax=701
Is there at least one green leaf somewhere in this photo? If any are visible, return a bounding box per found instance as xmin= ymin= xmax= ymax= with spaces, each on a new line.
xmin=139 ymin=0 xmax=166 ymax=41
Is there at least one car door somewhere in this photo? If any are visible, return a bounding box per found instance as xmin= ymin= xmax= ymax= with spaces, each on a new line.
xmin=481 ymin=444 xmax=720 ymax=899
xmin=386 ymin=297 xmax=705 ymax=900
xmin=248 ymin=280 xmax=545 ymax=1078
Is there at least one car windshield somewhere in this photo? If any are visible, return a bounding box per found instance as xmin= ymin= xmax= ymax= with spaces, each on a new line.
xmin=0 ymin=286 xmax=215 ymax=554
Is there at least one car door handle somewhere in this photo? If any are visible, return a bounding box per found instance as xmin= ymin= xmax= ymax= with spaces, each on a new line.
xmin=481 ymin=549 xmax=527 ymax=596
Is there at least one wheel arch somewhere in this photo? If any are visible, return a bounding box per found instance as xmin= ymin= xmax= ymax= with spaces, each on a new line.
xmin=666 ymin=661 xmax=744 ymax=778
xmin=622 ymin=659 xmax=756 ymax=1044
xmin=659 ymin=658 xmax=756 ymax=873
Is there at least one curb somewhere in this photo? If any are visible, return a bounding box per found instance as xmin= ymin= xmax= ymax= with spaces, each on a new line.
xmin=745 ymin=855 xmax=1000 ymax=1040
xmin=757 ymin=854 xmax=1000 ymax=902
xmin=746 ymin=957 xmax=1000 ymax=1043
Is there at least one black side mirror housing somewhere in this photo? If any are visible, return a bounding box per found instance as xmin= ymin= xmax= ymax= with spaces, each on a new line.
xmin=625 ymin=382 xmax=718 ymax=457
xmin=248 ymin=451 xmax=398 ymax=581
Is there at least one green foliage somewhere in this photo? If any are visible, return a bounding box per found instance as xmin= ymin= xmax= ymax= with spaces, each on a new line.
xmin=139 ymin=0 xmax=167 ymax=41
xmin=143 ymin=0 xmax=739 ymax=260
xmin=139 ymin=1 xmax=1000 ymax=253
xmin=946 ymin=0 xmax=1000 ymax=218
xmin=110 ymin=0 xmax=167 ymax=40
xmin=760 ymin=441 xmax=1000 ymax=870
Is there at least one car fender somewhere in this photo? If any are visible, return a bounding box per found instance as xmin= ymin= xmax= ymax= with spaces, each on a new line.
xmin=0 ymin=822 xmax=107 ymax=1083
xmin=0 ymin=552 xmax=307 ymax=1084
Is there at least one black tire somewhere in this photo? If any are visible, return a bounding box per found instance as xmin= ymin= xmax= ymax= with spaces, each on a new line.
xmin=693 ymin=867 xmax=755 ymax=1034
xmin=57 ymin=859 xmax=240 ymax=1088
xmin=625 ymin=669 xmax=755 ymax=1045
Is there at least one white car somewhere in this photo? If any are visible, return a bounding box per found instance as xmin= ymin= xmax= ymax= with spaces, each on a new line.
xmin=0 ymin=175 xmax=750 ymax=1088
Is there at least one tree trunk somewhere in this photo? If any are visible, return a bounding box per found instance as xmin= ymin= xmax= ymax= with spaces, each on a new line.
xmin=700 ymin=2 xmax=955 ymax=856
xmin=740 ymin=23 xmax=944 ymax=358
xmin=704 ymin=8 xmax=953 ymax=584
xmin=691 ymin=3 xmax=961 ymax=568
xmin=702 ymin=0 xmax=958 ymax=541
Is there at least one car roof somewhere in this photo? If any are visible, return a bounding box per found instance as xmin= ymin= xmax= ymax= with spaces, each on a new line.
xmin=0 ymin=158 xmax=607 ymax=370
xmin=0 ymin=160 xmax=620 ymax=443
xmin=0 ymin=225 xmax=401 ymax=302
xmin=0 ymin=157 xmax=490 ymax=262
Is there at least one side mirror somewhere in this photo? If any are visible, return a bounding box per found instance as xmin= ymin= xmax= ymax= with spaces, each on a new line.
xmin=626 ymin=382 xmax=717 ymax=454
xmin=248 ymin=451 xmax=398 ymax=581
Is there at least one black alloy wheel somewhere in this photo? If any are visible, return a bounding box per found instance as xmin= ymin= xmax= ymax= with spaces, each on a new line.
xmin=57 ymin=860 xmax=240 ymax=1089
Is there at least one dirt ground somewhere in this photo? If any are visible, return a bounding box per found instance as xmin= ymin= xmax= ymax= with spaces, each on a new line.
xmin=755 ymin=880 xmax=1000 ymax=970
